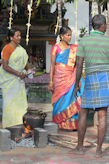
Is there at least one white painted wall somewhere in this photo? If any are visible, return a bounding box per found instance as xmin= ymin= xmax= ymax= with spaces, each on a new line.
xmin=46 ymin=41 xmax=52 ymax=73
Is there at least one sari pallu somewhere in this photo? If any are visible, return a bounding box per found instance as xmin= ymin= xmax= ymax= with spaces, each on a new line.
xmin=52 ymin=45 xmax=84 ymax=130
xmin=0 ymin=45 xmax=28 ymax=128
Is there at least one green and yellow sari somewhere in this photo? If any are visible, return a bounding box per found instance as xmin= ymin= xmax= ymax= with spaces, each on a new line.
xmin=0 ymin=45 xmax=28 ymax=128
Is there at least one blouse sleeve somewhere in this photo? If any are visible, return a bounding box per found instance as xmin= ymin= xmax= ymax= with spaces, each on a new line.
xmin=51 ymin=45 xmax=58 ymax=56
xmin=2 ymin=45 xmax=15 ymax=61
xmin=70 ymin=44 xmax=78 ymax=57
xmin=71 ymin=44 xmax=78 ymax=51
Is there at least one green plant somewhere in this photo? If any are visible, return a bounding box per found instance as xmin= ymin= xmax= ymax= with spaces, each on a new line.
xmin=79 ymin=27 xmax=87 ymax=38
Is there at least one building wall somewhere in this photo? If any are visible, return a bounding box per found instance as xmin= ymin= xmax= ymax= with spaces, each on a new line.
xmin=46 ymin=41 xmax=52 ymax=73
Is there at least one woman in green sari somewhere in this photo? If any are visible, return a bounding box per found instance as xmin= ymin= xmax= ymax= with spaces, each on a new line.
xmin=0 ymin=27 xmax=28 ymax=128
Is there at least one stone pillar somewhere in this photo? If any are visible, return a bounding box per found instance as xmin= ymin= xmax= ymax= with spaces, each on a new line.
xmin=34 ymin=128 xmax=48 ymax=148
xmin=0 ymin=129 xmax=11 ymax=151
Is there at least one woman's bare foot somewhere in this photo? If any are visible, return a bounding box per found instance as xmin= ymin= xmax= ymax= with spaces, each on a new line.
xmin=73 ymin=146 xmax=85 ymax=155
xmin=96 ymin=148 xmax=102 ymax=158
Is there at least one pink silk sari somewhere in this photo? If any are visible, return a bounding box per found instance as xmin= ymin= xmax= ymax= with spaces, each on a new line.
xmin=51 ymin=44 xmax=84 ymax=130
xmin=52 ymin=64 xmax=76 ymax=104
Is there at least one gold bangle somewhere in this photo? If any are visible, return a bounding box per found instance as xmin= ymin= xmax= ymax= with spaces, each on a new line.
xmin=19 ymin=72 xmax=22 ymax=76
xmin=49 ymin=81 xmax=53 ymax=84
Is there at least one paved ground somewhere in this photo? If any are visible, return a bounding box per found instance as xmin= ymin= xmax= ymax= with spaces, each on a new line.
xmin=0 ymin=103 xmax=109 ymax=164
xmin=0 ymin=127 xmax=109 ymax=164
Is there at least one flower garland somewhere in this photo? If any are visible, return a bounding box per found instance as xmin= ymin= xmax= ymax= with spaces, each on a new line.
xmin=75 ymin=0 xmax=78 ymax=44
xmin=92 ymin=1 xmax=98 ymax=17
xmin=26 ymin=0 xmax=41 ymax=45
xmin=55 ymin=16 xmax=59 ymax=35
xmin=26 ymin=0 xmax=33 ymax=45
xmin=8 ymin=0 xmax=14 ymax=29
xmin=25 ymin=0 xmax=40 ymax=19
xmin=55 ymin=16 xmax=61 ymax=44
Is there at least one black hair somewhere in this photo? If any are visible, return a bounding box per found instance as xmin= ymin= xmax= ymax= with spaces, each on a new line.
xmin=59 ymin=26 xmax=71 ymax=35
xmin=7 ymin=27 xmax=21 ymax=43
xmin=92 ymin=14 xmax=106 ymax=30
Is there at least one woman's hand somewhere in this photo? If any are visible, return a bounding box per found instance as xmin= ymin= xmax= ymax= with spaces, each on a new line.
xmin=74 ymin=86 xmax=80 ymax=99
xmin=18 ymin=72 xmax=27 ymax=79
xmin=48 ymin=82 xmax=54 ymax=92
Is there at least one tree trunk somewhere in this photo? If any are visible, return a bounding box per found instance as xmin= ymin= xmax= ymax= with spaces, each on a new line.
xmin=89 ymin=2 xmax=92 ymax=33
xmin=97 ymin=2 xmax=101 ymax=14
xmin=107 ymin=0 xmax=109 ymax=36
xmin=57 ymin=0 xmax=62 ymax=30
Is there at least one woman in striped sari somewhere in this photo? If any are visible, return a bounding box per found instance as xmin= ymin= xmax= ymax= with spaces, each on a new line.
xmin=0 ymin=27 xmax=28 ymax=128
xmin=48 ymin=26 xmax=84 ymax=130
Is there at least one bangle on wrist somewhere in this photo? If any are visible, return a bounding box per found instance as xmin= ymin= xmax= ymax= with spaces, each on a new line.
xmin=49 ymin=81 xmax=53 ymax=84
xmin=18 ymin=72 xmax=22 ymax=76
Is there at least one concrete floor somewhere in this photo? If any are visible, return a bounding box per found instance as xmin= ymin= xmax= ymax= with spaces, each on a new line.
xmin=0 ymin=103 xmax=109 ymax=163
xmin=0 ymin=127 xmax=109 ymax=164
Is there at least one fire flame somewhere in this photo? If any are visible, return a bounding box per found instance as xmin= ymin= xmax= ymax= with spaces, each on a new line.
xmin=14 ymin=120 xmax=34 ymax=142
xmin=22 ymin=120 xmax=34 ymax=137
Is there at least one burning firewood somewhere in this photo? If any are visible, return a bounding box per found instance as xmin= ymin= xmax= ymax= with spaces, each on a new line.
xmin=22 ymin=107 xmax=47 ymax=138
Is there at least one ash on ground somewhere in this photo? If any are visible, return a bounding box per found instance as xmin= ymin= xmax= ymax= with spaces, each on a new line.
xmin=11 ymin=137 xmax=36 ymax=149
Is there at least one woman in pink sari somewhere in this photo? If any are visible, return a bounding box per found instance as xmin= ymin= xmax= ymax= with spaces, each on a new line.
xmin=48 ymin=26 xmax=84 ymax=130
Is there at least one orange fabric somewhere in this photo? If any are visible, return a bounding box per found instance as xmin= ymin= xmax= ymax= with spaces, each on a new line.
xmin=2 ymin=44 xmax=15 ymax=60
xmin=58 ymin=119 xmax=78 ymax=130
